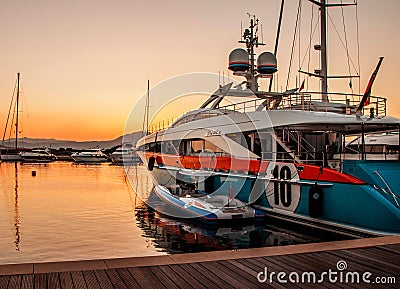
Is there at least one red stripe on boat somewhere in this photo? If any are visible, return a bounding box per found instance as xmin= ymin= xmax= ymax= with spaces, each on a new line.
xmin=144 ymin=153 xmax=364 ymax=184
xmin=296 ymin=164 xmax=365 ymax=184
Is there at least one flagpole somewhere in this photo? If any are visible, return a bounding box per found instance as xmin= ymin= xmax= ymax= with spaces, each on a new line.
xmin=356 ymin=57 xmax=384 ymax=113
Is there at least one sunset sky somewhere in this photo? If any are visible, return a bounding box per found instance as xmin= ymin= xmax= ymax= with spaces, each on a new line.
xmin=1 ymin=0 xmax=399 ymax=141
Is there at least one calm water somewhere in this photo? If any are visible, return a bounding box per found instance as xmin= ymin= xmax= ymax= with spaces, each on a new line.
xmin=0 ymin=162 xmax=334 ymax=265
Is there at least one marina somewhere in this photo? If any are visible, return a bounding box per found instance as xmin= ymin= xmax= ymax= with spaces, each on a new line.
xmin=0 ymin=0 xmax=399 ymax=287
xmin=0 ymin=162 xmax=342 ymax=266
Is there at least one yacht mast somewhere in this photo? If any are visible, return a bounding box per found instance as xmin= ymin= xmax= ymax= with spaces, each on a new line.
xmin=238 ymin=15 xmax=265 ymax=92
xmin=320 ymin=0 xmax=328 ymax=102
xmin=308 ymin=0 xmax=356 ymax=102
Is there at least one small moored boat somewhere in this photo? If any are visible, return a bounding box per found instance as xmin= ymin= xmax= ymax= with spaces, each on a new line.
xmin=110 ymin=144 xmax=141 ymax=164
xmin=149 ymin=185 xmax=265 ymax=225
xmin=20 ymin=148 xmax=57 ymax=162
xmin=71 ymin=148 xmax=109 ymax=163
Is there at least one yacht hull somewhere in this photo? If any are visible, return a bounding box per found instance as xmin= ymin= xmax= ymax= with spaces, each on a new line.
xmin=71 ymin=156 xmax=108 ymax=163
xmin=139 ymin=152 xmax=400 ymax=236
xmin=0 ymin=154 xmax=24 ymax=161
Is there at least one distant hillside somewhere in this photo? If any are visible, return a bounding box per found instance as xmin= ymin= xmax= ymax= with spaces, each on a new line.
xmin=0 ymin=131 xmax=144 ymax=150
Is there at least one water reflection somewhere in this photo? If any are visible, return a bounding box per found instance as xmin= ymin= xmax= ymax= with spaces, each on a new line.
xmin=13 ymin=163 xmax=21 ymax=251
xmin=134 ymin=197 xmax=318 ymax=254
xmin=127 ymin=165 xmax=331 ymax=253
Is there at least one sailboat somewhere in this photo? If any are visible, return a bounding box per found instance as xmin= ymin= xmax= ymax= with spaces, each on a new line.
xmin=136 ymin=1 xmax=400 ymax=236
xmin=1 ymin=73 xmax=24 ymax=162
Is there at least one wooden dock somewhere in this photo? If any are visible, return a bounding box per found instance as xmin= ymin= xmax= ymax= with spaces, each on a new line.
xmin=0 ymin=236 xmax=399 ymax=288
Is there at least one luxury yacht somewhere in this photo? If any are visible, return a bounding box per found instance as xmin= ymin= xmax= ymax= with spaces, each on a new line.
xmin=136 ymin=5 xmax=400 ymax=235
xmin=20 ymin=148 xmax=57 ymax=162
xmin=71 ymin=148 xmax=109 ymax=163
xmin=110 ymin=144 xmax=141 ymax=164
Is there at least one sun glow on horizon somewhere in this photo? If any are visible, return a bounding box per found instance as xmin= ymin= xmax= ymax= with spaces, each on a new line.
xmin=0 ymin=0 xmax=399 ymax=141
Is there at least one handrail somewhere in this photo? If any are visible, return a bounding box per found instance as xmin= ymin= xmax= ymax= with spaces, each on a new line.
xmin=285 ymin=128 xmax=316 ymax=161
xmin=147 ymin=91 xmax=387 ymax=133
xmin=373 ymin=170 xmax=400 ymax=207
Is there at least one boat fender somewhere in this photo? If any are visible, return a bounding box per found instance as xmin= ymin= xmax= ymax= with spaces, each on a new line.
xmin=148 ymin=156 xmax=155 ymax=171
xmin=204 ymin=176 xmax=214 ymax=193
xmin=308 ymin=185 xmax=323 ymax=218
xmin=156 ymin=155 xmax=163 ymax=165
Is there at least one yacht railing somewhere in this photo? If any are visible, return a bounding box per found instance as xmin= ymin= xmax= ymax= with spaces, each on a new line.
xmin=284 ymin=128 xmax=317 ymax=162
xmin=278 ymin=92 xmax=386 ymax=116
xmin=147 ymin=92 xmax=386 ymax=133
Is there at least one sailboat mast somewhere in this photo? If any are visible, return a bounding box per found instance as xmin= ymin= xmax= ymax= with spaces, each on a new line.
xmin=320 ymin=0 xmax=328 ymax=102
xmin=15 ymin=73 xmax=20 ymax=151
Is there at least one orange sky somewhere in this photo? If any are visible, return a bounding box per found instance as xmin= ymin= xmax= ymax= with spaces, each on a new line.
xmin=1 ymin=0 xmax=399 ymax=141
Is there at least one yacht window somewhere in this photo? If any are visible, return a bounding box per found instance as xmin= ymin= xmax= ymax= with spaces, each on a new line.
xmin=161 ymin=141 xmax=178 ymax=155
xmin=204 ymin=140 xmax=225 ymax=156
xmin=190 ymin=139 xmax=204 ymax=154
xmin=148 ymin=142 xmax=161 ymax=153
xmin=366 ymin=145 xmax=384 ymax=153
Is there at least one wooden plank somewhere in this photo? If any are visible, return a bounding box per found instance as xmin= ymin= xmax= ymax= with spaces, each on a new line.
xmin=253 ymin=257 xmax=307 ymax=289
xmin=235 ymin=258 xmax=264 ymax=273
xmin=148 ymin=266 xmax=181 ymax=289
xmin=115 ymin=268 xmax=141 ymax=289
xmin=168 ymin=264 xmax=207 ymax=289
xmin=255 ymin=256 xmax=321 ymax=289
xmin=47 ymin=272 xmax=61 ymax=289
xmin=34 ymin=273 xmax=47 ymax=289
xmin=240 ymin=257 xmax=268 ymax=271
xmin=71 ymin=271 xmax=87 ymax=289
xmin=177 ymin=263 xmax=221 ymax=289
xmin=82 ymin=271 xmax=100 ymax=289
xmin=309 ymin=251 xmax=384 ymax=274
xmin=105 ymin=268 xmax=128 ymax=289
xmin=236 ymin=256 xmax=297 ymax=289
xmin=199 ymin=261 xmax=245 ymax=289
xmin=380 ymin=244 xmax=400 ymax=251
xmin=348 ymin=247 xmax=400 ymax=267
xmin=375 ymin=245 xmax=400 ymax=255
xmin=226 ymin=259 xmax=261 ymax=277
xmin=261 ymin=256 xmax=304 ymax=273
xmin=303 ymin=251 xmax=396 ymax=288
xmin=218 ymin=260 xmax=267 ymax=288
xmin=93 ymin=270 xmax=114 ymax=289
xmin=275 ymin=255 xmax=344 ymax=289
xmin=7 ymin=275 xmax=21 ymax=289
xmin=127 ymin=267 xmax=165 ymax=289
xmin=20 ymin=274 xmax=33 ymax=289
xmin=326 ymin=249 xmax=397 ymax=273
xmin=0 ymin=275 xmax=9 ymax=289
xmin=155 ymin=265 xmax=195 ymax=288
xmin=59 ymin=272 xmax=74 ymax=289
xmin=190 ymin=262 xmax=233 ymax=289
xmin=235 ymin=258 xmax=299 ymax=289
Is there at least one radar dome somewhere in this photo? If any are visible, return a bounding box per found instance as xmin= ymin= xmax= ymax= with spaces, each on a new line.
xmin=228 ymin=48 xmax=249 ymax=72
xmin=257 ymin=52 xmax=277 ymax=75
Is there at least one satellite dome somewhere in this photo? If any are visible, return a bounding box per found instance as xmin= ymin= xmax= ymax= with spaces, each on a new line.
xmin=257 ymin=52 xmax=277 ymax=75
xmin=228 ymin=48 xmax=249 ymax=72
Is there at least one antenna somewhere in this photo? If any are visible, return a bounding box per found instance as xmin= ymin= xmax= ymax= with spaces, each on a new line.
xmin=261 ymin=23 xmax=264 ymax=45
xmin=146 ymin=79 xmax=150 ymax=135
xmin=142 ymin=79 xmax=150 ymax=135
